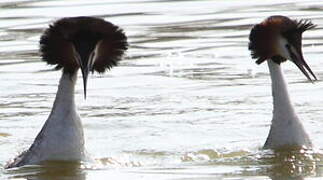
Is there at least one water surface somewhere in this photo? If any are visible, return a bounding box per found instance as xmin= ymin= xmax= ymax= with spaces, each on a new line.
xmin=1 ymin=0 xmax=323 ymax=179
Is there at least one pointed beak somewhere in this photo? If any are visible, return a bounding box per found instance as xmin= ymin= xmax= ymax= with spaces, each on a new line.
xmin=75 ymin=51 xmax=94 ymax=99
xmin=287 ymin=45 xmax=317 ymax=82
xmin=80 ymin=61 xmax=89 ymax=99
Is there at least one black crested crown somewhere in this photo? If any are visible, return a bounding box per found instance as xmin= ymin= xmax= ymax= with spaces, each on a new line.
xmin=295 ymin=19 xmax=316 ymax=33
xmin=248 ymin=24 xmax=266 ymax=64
xmin=39 ymin=16 xmax=128 ymax=74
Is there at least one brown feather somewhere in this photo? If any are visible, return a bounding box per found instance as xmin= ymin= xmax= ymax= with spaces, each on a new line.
xmin=39 ymin=16 xmax=128 ymax=74
xmin=248 ymin=15 xmax=315 ymax=65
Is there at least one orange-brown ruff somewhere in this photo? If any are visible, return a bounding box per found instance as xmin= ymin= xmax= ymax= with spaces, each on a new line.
xmin=40 ymin=16 xmax=128 ymax=73
xmin=249 ymin=16 xmax=315 ymax=65
xmin=5 ymin=16 xmax=128 ymax=168
xmin=248 ymin=15 xmax=317 ymax=149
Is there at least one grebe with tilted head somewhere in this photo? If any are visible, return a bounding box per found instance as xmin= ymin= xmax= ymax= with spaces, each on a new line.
xmin=248 ymin=15 xmax=317 ymax=149
xmin=5 ymin=16 xmax=128 ymax=168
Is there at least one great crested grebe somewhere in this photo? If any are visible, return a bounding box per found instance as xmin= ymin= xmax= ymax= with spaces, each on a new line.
xmin=5 ymin=16 xmax=128 ymax=168
xmin=248 ymin=15 xmax=317 ymax=149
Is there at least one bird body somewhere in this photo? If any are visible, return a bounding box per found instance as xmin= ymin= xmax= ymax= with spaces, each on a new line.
xmin=248 ymin=15 xmax=316 ymax=149
xmin=5 ymin=16 xmax=128 ymax=168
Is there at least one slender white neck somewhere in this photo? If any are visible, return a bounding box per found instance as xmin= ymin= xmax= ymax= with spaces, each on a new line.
xmin=33 ymin=70 xmax=84 ymax=160
xmin=267 ymin=59 xmax=296 ymax=120
xmin=37 ymin=70 xmax=85 ymax=160
xmin=49 ymin=71 xmax=78 ymax=119
xmin=264 ymin=59 xmax=312 ymax=149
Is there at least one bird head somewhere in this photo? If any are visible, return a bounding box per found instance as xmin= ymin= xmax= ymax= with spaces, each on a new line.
xmin=40 ymin=16 xmax=128 ymax=98
xmin=248 ymin=15 xmax=317 ymax=82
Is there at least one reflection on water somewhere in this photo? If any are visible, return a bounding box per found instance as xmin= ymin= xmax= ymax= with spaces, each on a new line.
xmin=5 ymin=161 xmax=85 ymax=180
xmin=260 ymin=148 xmax=320 ymax=180
xmin=1 ymin=0 xmax=323 ymax=179
xmin=5 ymin=148 xmax=321 ymax=180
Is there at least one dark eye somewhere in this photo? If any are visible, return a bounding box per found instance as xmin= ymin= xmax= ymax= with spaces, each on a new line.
xmin=285 ymin=44 xmax=290 ymax=49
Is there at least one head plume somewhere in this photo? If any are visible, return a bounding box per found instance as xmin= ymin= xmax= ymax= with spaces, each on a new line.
xmin=248 ymin=16 xmax=315 ymax=65
xmin=248 ymin=15 xmax=317 ymax=82
xmin=39 ymin=16 xmax=128 ymax=74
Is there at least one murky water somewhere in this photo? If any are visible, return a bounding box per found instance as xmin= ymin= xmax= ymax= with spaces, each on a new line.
xmin=1 ymin=0 xmax=323 ymax=179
